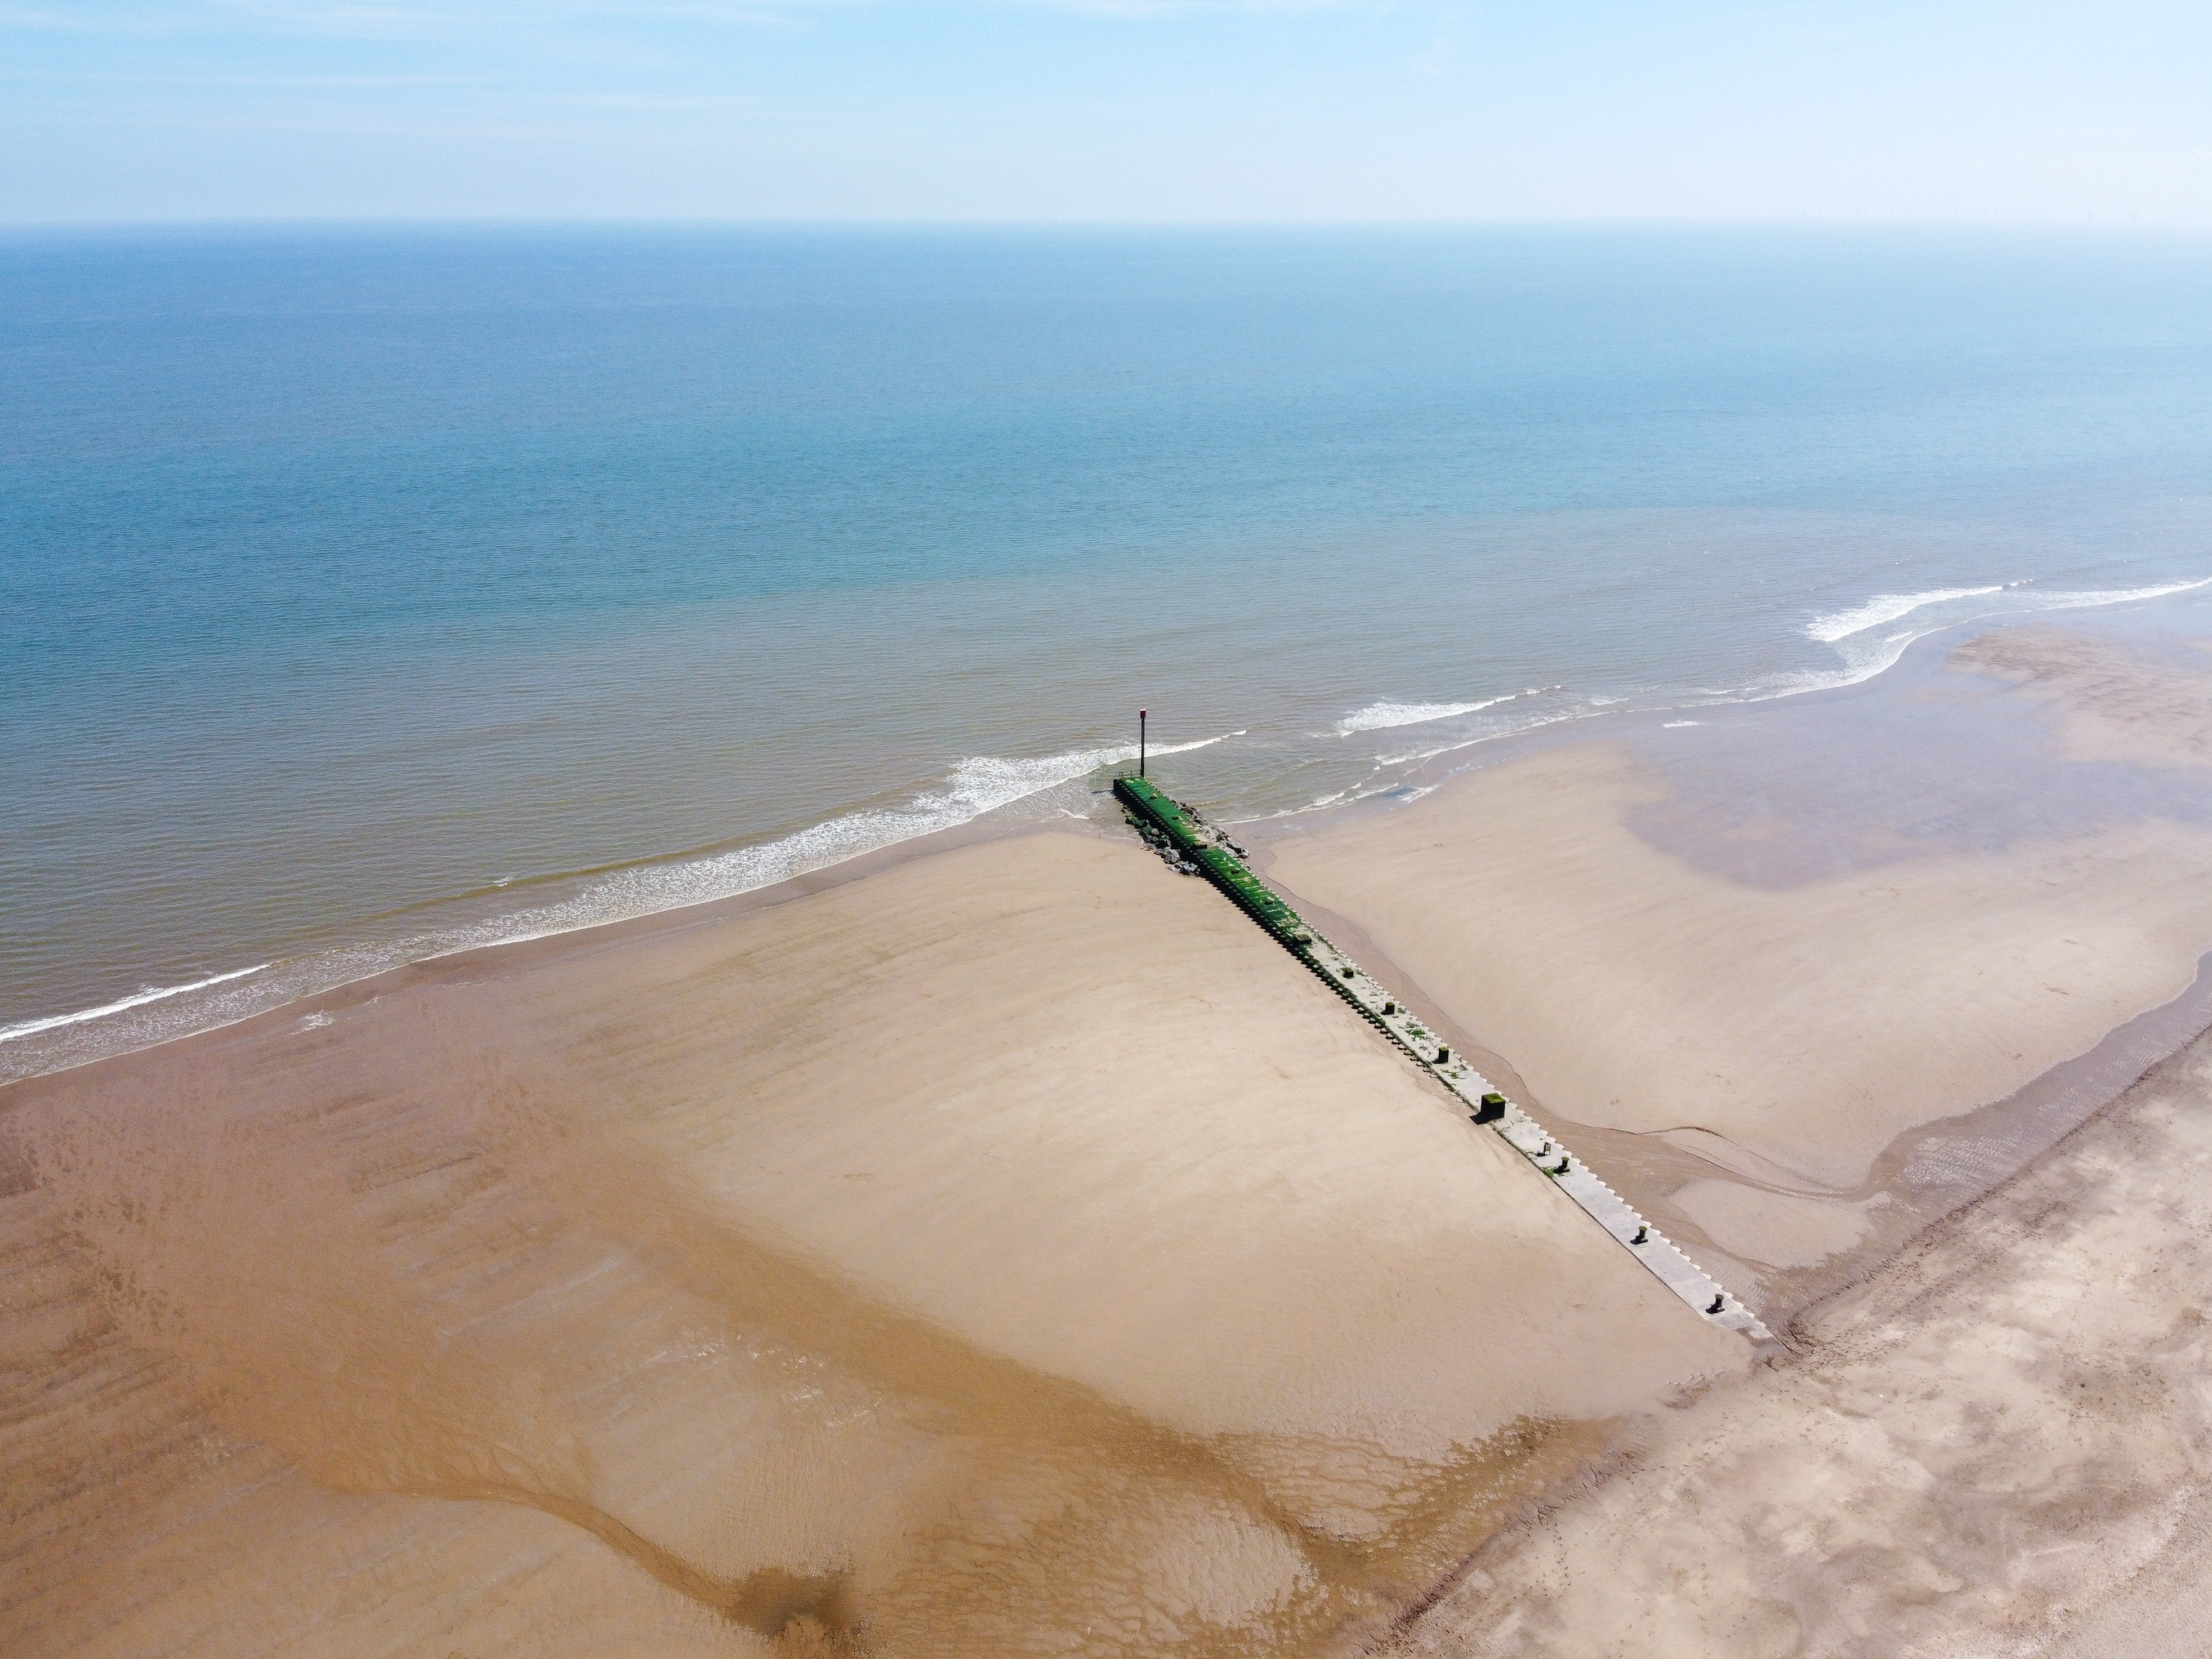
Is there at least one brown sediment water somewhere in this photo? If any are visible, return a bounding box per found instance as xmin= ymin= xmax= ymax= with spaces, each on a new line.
xmin=429 ymin=1494 xmax=851 ymax=1643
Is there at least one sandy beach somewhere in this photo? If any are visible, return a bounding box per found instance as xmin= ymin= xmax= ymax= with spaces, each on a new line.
xmin=1385 ymin=1015 xmax=2212 ymax=1659
xmin=1247 ymin=619 xmax=2212 ymax=1654
xmin=1259 ymin=622 xmax=2212 ymax=1319
xmin=10 ymin=618 xmax=2212 ymax=1656
xmin=0 ymin=827 xmax=1739 ymax=1658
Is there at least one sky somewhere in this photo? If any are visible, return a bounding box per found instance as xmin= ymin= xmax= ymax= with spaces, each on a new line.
xmin=2 ymin=2 xmax=2209 ymax=225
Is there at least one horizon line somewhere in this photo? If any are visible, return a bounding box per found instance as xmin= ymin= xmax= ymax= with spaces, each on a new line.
xmin=5 ymin=213 xmax=2209 ymax=237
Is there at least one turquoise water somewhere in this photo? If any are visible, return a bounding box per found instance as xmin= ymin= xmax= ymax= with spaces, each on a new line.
xmin=5 ymin=226 xmax=2211 ymax=1074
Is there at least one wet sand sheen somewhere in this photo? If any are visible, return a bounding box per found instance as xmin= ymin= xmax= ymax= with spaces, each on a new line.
xmin=15 ymin=621 xmax=2209 ymax=1655
xmin=1242 ymin=622 xmax=2212 ymax=1653
xmin=1383 ymin=1020 xmax=2212 ymax=1658
xmin=1255 ymin=625 xmax=2212 ymax=1319
xmin=1 ymin=829 xmax=1741 ymax=1657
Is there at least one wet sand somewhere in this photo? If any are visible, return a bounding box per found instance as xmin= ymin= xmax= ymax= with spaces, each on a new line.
xmin=0 ymin=828 xmax=1742 ymax=1658
xmin=14 ymin=619 xmax=2212 ymax=1656
xmin=1248 ymin=619 xmax=2212 ymax=1655
xmin=1257 ymin=622 xmax=2212 ymax=1321
xmin=1385 ymin=1019 xmax=2212 ymax=1659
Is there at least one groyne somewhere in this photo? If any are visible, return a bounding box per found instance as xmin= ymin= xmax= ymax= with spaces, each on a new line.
xmin=1114 ymin=774 xmax=1772 ymax=1343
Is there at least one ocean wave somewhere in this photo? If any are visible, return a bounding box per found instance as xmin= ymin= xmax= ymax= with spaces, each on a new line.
xmin=1805 ymin=586 xmax=2008 ymax=643
xmin=1773 ymin=574 xmax=2212 ymax=701
xmin=2021 ymin=577 xmax=2212 ymax=612
xmin=1807 ymin=576 xmax=2212 ymax=649
xmin=1335 ymin=688 xmax=1556 ymax=735
xmin=473 ymin=733 xmax=1232 ymax=950
xmin=0 ymin=732 xmax=1238 ymax=1078
xmin=0 ymin=962 xmax=269 ymax=1046
xmin=1371 ymin=703 xmax=1596 ymax=770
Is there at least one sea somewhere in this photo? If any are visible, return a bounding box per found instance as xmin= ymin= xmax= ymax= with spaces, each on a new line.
xmin=5 ymin=225 xmax=2211 ymax=1079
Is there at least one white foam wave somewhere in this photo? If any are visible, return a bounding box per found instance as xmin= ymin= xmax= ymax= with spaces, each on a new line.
xmin=1770 ymin=574 xmax=2212 ymax=703
xmin=0 ymin=962 xmax=269 ymax=1046
xmin=1805 ymin=586 xmax=2007 ymax=643
xmin=1336 ymin=688 xmax=1555 ymax=735
xmin=1337 ymin=700 xmax=1496 ymax=734
xmin=1808 ymin=576 xmax=2212 ymax=649
xmin=2022 ymin=577 xmax=2212 ymax=612
xmin=442 ymin=732 xmax=1233 ymax=957
xmin=0 ymin=733 xmax=1237 ymax=1074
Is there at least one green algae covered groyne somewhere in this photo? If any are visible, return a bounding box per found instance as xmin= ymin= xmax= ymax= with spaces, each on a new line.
xmin=1111 ymin=770 xmax=1774 ymax=1344
xmin=1114 ymin=775 xmax=1309 ymax=942
xmin=1113 ymin=774 xmax=1433 ymax=1069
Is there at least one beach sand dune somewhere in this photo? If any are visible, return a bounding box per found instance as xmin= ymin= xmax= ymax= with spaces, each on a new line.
xmin=0 ymin=830 xmax=1742 ymax=1658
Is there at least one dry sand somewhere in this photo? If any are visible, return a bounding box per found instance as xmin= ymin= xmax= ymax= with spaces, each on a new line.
xmin=1385 ymin=1022 xmax=2212 ymax=1659
xmin=1264 ymin=746 xmax=2212 ymax=1194
xmin=0 ymin=828 xmax=1742 ymax=1659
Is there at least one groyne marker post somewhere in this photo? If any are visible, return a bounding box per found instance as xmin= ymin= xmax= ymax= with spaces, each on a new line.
xmin=1139 ymin=709 xmax=1147 ymax=778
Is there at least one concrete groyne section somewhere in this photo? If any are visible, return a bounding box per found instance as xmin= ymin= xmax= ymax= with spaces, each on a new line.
xmin=1114 ymin=774 xmax=1772 ymax=1344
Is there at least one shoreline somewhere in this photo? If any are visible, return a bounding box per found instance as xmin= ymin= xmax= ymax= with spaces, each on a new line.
xmin=1246 ymin=615 xmax=2212 ymax=1329
xmin=2 ymin=816 xmax=1748 ymax=1657
xmin=9 ymin=612 xmax=2212 ymax=1654
xmin=9 ymin=612 xmax=2208 ymax=1333
xmin=0 ymin=798 xmax=1105 ymax=1089
xmin=14 ymin=615 xmax=2212 ymax=1348
xmin=2 ymin=608 xmax=2168 ymax=1093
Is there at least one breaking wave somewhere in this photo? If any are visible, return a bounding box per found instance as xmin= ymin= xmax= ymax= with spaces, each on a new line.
xmin=1805 ymin=586 xmax=2009 ymax=643
xmin=0 ymin=963 xmax=270 ymax=1047
xmin=0 ymin=733 xmax=1234 ymax=1080
xmin=1782 ymin=576 xmax=2212 ymax=698
xmin=473 ymin=733 xmax=1231 ymax=950
xmin=1335 ymin=688 xmax=1558 ymax=735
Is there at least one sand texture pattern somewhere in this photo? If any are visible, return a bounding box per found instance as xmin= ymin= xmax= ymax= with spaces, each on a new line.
xmin=0 ymin=829 xmax=1742 ymax=1658
xmin=1951 ymin=625 xmax=2212 ymax=771
xmin=1386 ymin=1023 xmax=2212 ymax=1659
xmin=1261 ymin=630 xmax=2212 ymax=1192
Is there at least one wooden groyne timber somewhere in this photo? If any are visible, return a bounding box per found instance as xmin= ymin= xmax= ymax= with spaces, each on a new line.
xmin=1113 ymin=773 xmax=1772 ymax=1344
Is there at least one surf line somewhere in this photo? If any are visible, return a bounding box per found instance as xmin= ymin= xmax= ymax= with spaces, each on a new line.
xmin=1113 ymin=773 xmax=1773 ymax=1344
